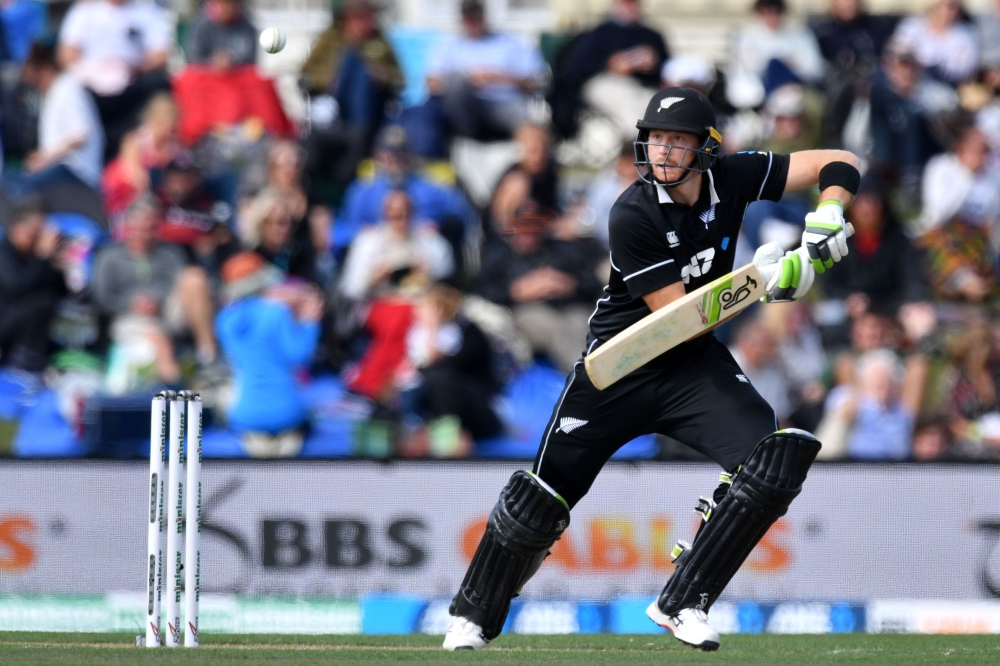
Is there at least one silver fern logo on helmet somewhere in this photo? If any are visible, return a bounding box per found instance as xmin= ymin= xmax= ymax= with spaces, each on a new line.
xmin=658 ymin=97 xmax=684 ymax=112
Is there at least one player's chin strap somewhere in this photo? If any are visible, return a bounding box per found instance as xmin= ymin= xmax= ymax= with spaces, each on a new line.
xmin=450 ymin=471 xmax=570 ymax=641
xmin=655 ymin=429 xmax=821 ymax=615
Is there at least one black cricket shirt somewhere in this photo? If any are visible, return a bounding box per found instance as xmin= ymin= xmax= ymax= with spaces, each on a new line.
xmin=588 ymin=151 xmax=791 ymax=349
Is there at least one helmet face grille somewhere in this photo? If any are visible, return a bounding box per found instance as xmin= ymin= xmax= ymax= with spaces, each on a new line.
xmin=633 ymin=129 xmax=722 ymax=187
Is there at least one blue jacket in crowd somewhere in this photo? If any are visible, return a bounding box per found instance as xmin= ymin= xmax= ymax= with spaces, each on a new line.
xmin=216 ymin=296 xmax=320 ymax=433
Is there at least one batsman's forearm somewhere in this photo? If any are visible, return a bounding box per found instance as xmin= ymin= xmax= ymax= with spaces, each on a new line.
xmin=785 ymin=149 xmax=859 ymax=192
xmin=818 ymin=185 xmax=854 ymax=209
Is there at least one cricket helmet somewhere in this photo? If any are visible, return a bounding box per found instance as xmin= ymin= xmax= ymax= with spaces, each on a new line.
xmin=634 ymin=86 xmax=722 ymax=187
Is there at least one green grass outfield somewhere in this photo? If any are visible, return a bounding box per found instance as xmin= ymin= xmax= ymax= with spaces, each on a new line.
xmin=1 ymin=633 xmax=999 ymax=665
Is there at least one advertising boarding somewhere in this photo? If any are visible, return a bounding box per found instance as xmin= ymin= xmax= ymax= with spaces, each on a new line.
xmin=2 ymin=462 xmax=999 ymax=604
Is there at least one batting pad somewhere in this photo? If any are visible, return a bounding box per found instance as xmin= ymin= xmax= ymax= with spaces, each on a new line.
xmin=450 ymin=471 xmax=570 ymax=640
xmin=656 ymin=429 xmax=822 ymax=615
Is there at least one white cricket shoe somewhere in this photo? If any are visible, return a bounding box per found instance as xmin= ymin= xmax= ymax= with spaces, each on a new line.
xmin=442 ymin=617 xmax=488 ymax=651
xmin=646 ymin=602 xmax=721 ymax=651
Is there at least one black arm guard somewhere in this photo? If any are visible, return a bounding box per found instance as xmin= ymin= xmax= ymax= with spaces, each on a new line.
xmin=656 ymin=429 xmax=821 ymax=615
xmin=450 ymin=471 xmax=570 ymax=640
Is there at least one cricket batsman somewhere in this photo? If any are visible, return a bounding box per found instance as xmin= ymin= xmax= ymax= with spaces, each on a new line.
xmin=444 ymin=87 xmax=860 ymax=651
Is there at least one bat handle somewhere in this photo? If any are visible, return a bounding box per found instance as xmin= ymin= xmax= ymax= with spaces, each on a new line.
xmin=846 ymin=222 xmax=855 ymax=238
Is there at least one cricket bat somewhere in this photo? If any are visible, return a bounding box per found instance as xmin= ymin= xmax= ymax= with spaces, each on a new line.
xmin=584 ymin=262 xmax=766 ymax=390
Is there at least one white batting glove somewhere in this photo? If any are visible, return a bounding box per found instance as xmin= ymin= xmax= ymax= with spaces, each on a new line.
xmin=753 ymin=242 xmax=815 ymax=302
xmin=803 ymin=201 xmax=853 ymax=274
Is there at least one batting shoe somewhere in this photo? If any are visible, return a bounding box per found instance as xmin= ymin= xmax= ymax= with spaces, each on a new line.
xmin=442 ymin=617 xmax=488 ymax=651
xmin=646 ymin=602 xmax=721 ymax=651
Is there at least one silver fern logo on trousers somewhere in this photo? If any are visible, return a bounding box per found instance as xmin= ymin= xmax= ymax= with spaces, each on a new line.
xmin=557 ymin=417 xmax=589 ymax=434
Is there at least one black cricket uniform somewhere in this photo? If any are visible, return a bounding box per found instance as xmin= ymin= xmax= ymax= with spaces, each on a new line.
xmin=532 ymin=151 xmax=791 ymax=507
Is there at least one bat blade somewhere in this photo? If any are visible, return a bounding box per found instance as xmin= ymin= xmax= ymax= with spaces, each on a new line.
xmin=584 ymin=263 xmax=766 ymax=390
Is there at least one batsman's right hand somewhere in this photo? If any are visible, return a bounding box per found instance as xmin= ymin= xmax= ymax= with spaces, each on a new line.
xmin=753 ymin=242 xmax=815 ymax=303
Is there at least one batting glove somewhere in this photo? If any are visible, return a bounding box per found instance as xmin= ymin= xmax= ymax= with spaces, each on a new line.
xmin=803 ymin=201 xmax=852 ymax=274
xmin=753 ymin=242 xmax=815 ymax=302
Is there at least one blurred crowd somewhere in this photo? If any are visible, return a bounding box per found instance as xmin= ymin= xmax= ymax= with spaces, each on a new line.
xmin=3 ymin=0 xmax=1000 ymax=461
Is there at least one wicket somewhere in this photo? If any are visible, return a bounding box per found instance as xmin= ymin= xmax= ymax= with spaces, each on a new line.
xmin=145 ymin=390 xmax=202 ymax=648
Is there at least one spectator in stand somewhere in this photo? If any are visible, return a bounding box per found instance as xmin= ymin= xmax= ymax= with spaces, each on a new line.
xmin=583 ymin=141 xmax=637 ymax=247
xmin=660 ymin=56 xmax=744 ymax=151
xmin=911 ymin=420 xmax=954 ymax=460
xmin=739 ymin=85 xmax=822 ymax=252
xmin=338 ymin=190 xmax=453 ymax=400
xmin=186 ymin=0 xmax=258 ymax=69
xmin=301 ymin=0 xmax=402 ymax=191
xmin=821 ymin=176 xmax=928 ymax=313
xmin=761 ymin=84 xmax=824 ymax=155
xmin=553 ymin=0 xmax=668 ymax=141
xmin=57 ymin=0 xmax=172 ymax=159
xmin=869 ymin=36 xmax=955 ymax=198
xmin=336 ymin=126 xmax=474 ymax=264
xmin=919 ymin=126 xmax=1000 ymax=231
xmin=825 ymin=310 xmax=891 ymax=392
xmin=761 ymin=301 xmax=829 ymax=432
xmin=979 ymin=0 xmax=1000 ymax=73
xmin=171 ymin=69 xmax=293 ymax=150
xmin=729 ymin=318 xmax=793 ymax=425
xmin=810 ymin=0 xmax=894 ymax=75
xmin=155 ymin=153 xmax=234 ymax=269
xmin=490 ymin=124 xmax=559 ymax=234
xmin=339 ymin=189 xmax=454 ymax=302
xmin=476 ymin=201 xmax=602 ymax=372
xmin=425 ymin=0 xmax=545 ymax=141
xmin=92 ymin=196 xmax=219 ymax=366
xmin=728 ymin=0 xmax=824 ymax=109
xmin=892 ymin=0 xmax=978 ymax=85
xmin=822 ymin=349 xmax=926 ymax=460
xmin=978 ymin=111 xmax=1000 ymax=207
xmin=216 ymin=251 xmax=323 ymax=458
xmin=1 ymin=0 xmax=45 ymax=65
xmin=660 ymin=56 xmax=714 ymax=93
xmin=300 ymin=0 xmax=401 ymax=123
xmin=102 ymin=93 xmax=182 ymax=229
xmin=943 ymin=322 xmax=1000 ymax=459
xmin=17 ymin=41 xmax=104 ymax=191
xmin=239 ymin=191 xmax=317 ymax=284
xmin=810 ymin=0 xmax=897 ymax=152
xmin=917 ymin=126 xmax=1000 ymax=302
xmin=244 ymin=141 xmax=332 ymax=283
xmin=0 ymin=196 xmax=66 ymax=372
xmin=403 ymin=283 xmax=504 ymax=444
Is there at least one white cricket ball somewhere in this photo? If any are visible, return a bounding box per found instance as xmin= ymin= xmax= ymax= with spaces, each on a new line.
xmin=260 ymin=27 xmax=286 ymax=54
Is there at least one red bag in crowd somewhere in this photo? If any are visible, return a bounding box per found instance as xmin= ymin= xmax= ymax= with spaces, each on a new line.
xmin=172 ymin=65 xmax=295 ymax=146
xmin=347 ymin=298 xmax=414 ymax=400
